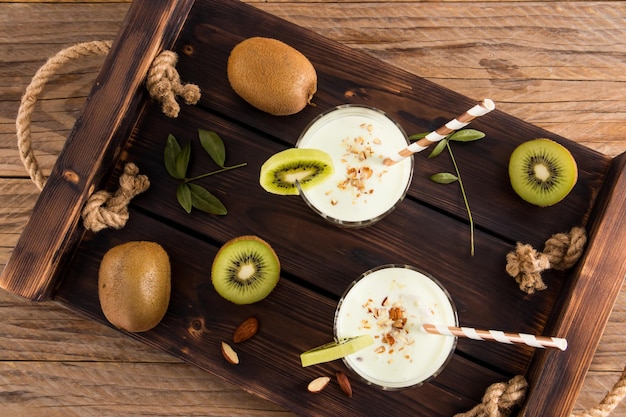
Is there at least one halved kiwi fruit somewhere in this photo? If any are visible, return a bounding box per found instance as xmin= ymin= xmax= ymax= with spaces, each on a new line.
xmin=259 ymin=148 xmax=334 ymax=195
xmin=211 ymin=235 xmax=280 ymax=304
xmin=508 ymin=138 xmax=578 ymax=207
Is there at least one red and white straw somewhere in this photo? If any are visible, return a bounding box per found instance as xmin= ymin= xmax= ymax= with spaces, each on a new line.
xmin=422 ymin=323 xmax=568 ymax=351
xmin=383 ymin=99 xmax=496 ymax=166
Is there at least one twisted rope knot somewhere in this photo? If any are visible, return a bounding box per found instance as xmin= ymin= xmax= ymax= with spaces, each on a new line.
xmin=543 ymin=226 xmax=587 ymax=270
xmin=145 ymin=50 xmax=201 ymax=118
xmin=457 ymin=367 xmax=626 ymax=417
xmin=81 ymin=163 xmax=149 ymax=232
xmin=505 ymin=227 xmax=587 ymax=294
xmin=455 ymin=375 xmax=528 ymax=417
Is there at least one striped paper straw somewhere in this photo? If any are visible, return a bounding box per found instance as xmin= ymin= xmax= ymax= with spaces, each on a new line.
xmin=422 ymin=323 xmax=568 ymax=351
xmin=383 ymin=99 xmax=496 ymax=166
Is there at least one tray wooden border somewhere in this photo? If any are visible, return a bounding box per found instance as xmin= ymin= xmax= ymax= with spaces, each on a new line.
xmin=0 ymin=0 xmax=195 ymax=301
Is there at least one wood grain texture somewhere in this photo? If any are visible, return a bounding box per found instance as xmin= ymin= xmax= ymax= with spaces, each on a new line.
xmin=1 ymin=1 xmax=625 ymax=416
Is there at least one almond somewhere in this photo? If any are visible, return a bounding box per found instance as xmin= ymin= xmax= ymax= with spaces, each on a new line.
xmin=307 ymin=376 xmax=331 ymax=393
xmin=336 ymin=371 xmax=353 ymax=398
xmin=221 ymin=341 xmax=239 ymax=364
xmin=233 ymin=317 xmax=259 ymax=343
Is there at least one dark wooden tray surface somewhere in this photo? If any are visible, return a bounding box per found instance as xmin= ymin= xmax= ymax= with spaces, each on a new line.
xmin=2 ymin=0 xmax=626 ymax=416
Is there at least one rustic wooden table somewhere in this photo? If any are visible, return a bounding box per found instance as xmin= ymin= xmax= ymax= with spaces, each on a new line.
xmin=1 ymin=1 xmax=625 ymax=416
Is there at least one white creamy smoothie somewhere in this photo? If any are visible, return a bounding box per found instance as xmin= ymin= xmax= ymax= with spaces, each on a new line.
xmin=296 ymin=105 xmax=413 ymax=227
xmin=334 ymin=265 xmax=458 ymax=390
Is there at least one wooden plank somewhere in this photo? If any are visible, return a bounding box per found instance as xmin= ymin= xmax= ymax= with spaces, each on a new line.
xmin=0 ymin=290 xmax=169 ymax=362
xmin=0 ymin=361 xmax=290 ymax=417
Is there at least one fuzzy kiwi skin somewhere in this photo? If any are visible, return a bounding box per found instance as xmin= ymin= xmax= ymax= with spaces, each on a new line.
xmin=227 ymin=37 xmax=317 ymax=116
xmin=98 ymin=241 xmax=171 ymax=332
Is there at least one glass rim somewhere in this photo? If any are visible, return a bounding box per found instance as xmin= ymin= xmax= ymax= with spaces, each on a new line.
xmin=333 ymin=264 xmax=458 ymax=390
xmin=295 ymin=104 xmax=414 ymax=228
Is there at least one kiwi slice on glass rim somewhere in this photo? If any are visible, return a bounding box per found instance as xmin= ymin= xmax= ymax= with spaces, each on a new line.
xmin=508 ymin=138 xmax=578 ymax=207
xmin=300 ymin=335 xmax=374 ymax=367
xmin=259 ymin=148 xmax=334 ymax=195
xmin=211 ymin=235 xmax=280 ymax=305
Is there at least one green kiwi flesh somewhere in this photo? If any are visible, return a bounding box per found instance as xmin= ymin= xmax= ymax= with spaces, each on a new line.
xmin=211 ymin=235 xmax=280 ymax=304
xmin=508 ymin=138 xmax=578 ymax=207
xmin=259 ymin=148 xmax=334 ymax=195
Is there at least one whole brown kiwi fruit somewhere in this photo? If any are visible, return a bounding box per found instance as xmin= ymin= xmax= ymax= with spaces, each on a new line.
xmin=227 ymin=37 xmax=317 ymax=116
xmin=98 ymin=241 xmax=171 ymax=332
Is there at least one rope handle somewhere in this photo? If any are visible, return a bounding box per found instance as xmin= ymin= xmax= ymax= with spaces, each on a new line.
xmin=16 ymin=40 xmax=200 ymax=232
xmin=16 ymin=40 xmax=113 ymax=191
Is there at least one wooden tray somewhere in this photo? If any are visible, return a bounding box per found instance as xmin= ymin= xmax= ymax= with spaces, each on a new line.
xmin=2 ymin=0 xmax=625 ymax=415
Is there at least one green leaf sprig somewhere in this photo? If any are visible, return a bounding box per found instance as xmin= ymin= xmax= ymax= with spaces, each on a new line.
xmin=164 ymin=128 xmax=247 ymax=214
xmin=410 ymin=129 xmax=485 ymax=256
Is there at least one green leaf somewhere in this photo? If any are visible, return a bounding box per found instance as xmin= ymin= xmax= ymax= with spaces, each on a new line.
xmin=189 ymin=183 xmax=227 ymax=215
xmin=176 ymin=183 xmax=193 ymax=213
xmin=199 ymin=129 xmax=226 ymax=168
xmin=448 ymin=129 xmax=485 ymax=142
xmin=164 ymin=134 xmax=183 ymax=179
xmin=430 ymin=172 xmax=458 ymax=184
xmin=428 ymin=138 xmax=449 ymax=159
xmin=175 ymin=141 xmax=191 ymax=179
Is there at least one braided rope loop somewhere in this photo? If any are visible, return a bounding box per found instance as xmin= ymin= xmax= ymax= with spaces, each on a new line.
xmin=16 ymin=40 xmax=112 ymax=190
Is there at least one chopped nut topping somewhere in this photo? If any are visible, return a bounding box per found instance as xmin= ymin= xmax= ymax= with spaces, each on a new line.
xmin=382 ymin=333 xmax=395 ymax=346
xmin=329 ymin=124 xmax=388 ymax=207
xmin=389 ymin=307 xmax=403 ymax=321
xmin=358 ymin=292 xmax=416 ymax=361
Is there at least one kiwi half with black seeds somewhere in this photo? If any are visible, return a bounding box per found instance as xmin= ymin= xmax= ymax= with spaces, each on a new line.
xmin=508 ymin=138 xmax=578 ymax=207
xmin=259 ymin=148 xmax=334 ymax=195
xmin=211 ymin=235 xmax=280 ymax=304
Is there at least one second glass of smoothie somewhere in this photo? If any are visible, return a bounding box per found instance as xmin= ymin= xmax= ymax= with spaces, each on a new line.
xmin=334 ymin=264 xmax=458 ymax=390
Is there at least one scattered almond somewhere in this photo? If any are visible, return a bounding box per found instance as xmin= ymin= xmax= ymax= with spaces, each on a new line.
xmin=336 ymin=371 xmax=353 ymax=398
xmin=221 ymin=341 xmax=239 ymax=364
xmin=307 ymin=376 xmax=331 ymax=393
xmin=388 ymin=307 xmax=403 ymax=320
xmin=233 ymin=317 xmax=259 ymax=343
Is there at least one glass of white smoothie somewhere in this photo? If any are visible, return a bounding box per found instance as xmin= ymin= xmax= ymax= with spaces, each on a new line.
xmin=334 ymin=264 xmax=458 ymax=390
xmin=295 ymin=105 xmax=414 ymax=227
